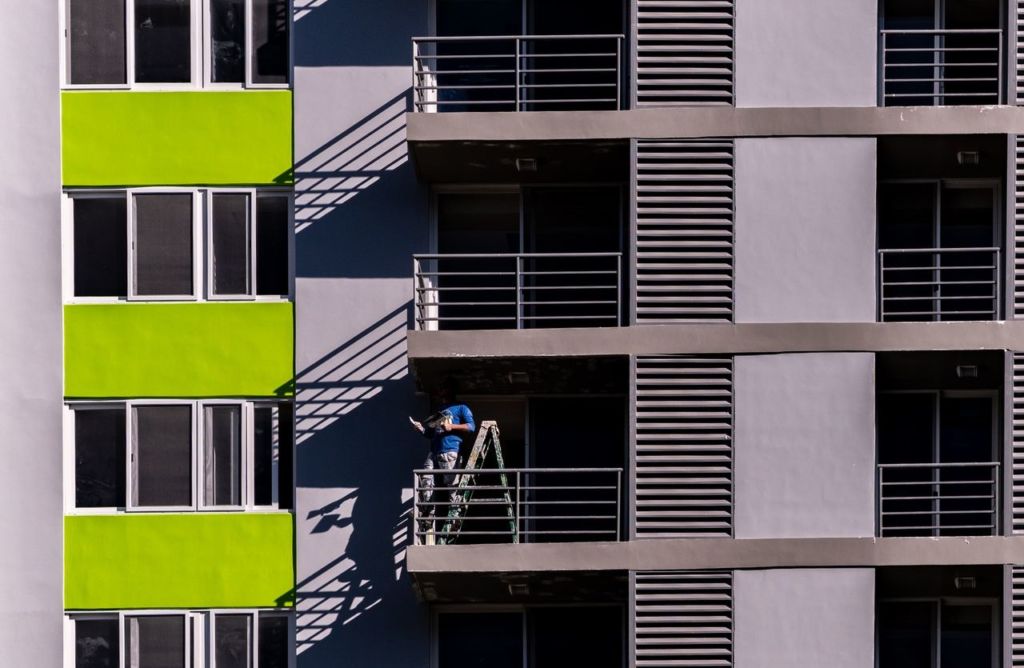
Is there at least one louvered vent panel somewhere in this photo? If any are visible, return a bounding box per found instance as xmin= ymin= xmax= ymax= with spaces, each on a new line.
xmin=635 ymin=140 xmax=734 ymax=323
xmin=1014 ymin=354 xmax=1024 ymax=533
xmin=1013 ymin=566 xmax=1024 ymax=665
xmin=1017 ymin=2 xmax=1024 ymax=104
xmin=1015 ymin=137 xmax=1024 ymax=317
xmin=636 ymin=0 xmax=735 ymax=106
xmin=634 ymin=356 xmax=733 ymax=538
xmin=633 ymin=571 xmax=734 ymax=668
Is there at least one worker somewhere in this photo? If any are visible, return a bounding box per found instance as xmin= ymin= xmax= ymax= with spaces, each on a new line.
xmin=410 ymin=377 xmax=476 ymax=515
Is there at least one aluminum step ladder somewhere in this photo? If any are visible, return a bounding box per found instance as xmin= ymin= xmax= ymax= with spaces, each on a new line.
xmin=429 ymin=421 xmax=517 ymax=545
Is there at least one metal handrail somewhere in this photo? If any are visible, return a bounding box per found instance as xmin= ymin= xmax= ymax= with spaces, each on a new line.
xmin=413 ymin=252 xmax=623 ymax=330
xmin=879 ymin=28 xmax=1003 ymax=105
xmin=412 ymin=34 xmax=624 ymax=112
xmin=413 ymin=467 xmax=623 ymax=545
xmin=878 ymin=246 xmax=1001 ymax=321
xmin=877 ymin=461 xmax=1000 ymax=537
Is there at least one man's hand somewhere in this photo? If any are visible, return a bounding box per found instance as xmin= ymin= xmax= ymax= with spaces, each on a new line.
xmin=409 ymin=418 xmax=425 ymax=434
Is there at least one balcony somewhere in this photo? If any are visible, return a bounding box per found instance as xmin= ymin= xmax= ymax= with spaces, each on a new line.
xmin=876 ymin=351 xmax=1004 ymax=538
xmin=413 ymin=252 xmax=623 ymax=330
xmin=412 ymin=35 xmax=625 ymax=112
xmin=878 ymin=247 xmax=1001 ymax=321
xmin=880 ymin=29 xmax=1004 ymax=106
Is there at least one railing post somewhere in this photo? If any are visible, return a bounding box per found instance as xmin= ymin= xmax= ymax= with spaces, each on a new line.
xmin=999 ymin=31 xmax=1005 ymax=105
xmin=412 ymin=471 xmax=420 ymax=545
xmin=412 ymin=40 xmax=419 ymax=112
xmin=616 ymin=469 xmax=622 ymax=541
xmin=515 ymin=37 xmax=521 ymax=112
xmin=996 ymin=248 xmax=1002 ymax=319
xmin=515 ymin=470 xmax=522 ymax=543
xmin=515 ymin=255 xmax=522 ymax=329
xmin=877 ymin=466 xmax=883 ymax=537
xmin=412 ymin=257 xmax=420 ymax=330
xmin=995 ymin=462 xmax=1001 ymax=535
xmin=616 ymin=254 xmax=622 ymax=326
xmin=615 ymin=37 xmax=622 ymax=110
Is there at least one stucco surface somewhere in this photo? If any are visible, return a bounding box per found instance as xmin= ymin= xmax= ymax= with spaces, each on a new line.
xmin=734 ymin=569 xmax=875 ymax=668
xmin=735 ymin=138 xmax=877 ymax=323
xmin=734 ymin=353 xmax=876 ymax=538
xmin=64 ymin=302 xmax=294 ymax=398
xmin=65 ymin=513 xmax=294 ymax=609
xmin=62 ymin=91 xmax=293 ymax=186
xmin=735 ymin=0 xmax=877 ymax=107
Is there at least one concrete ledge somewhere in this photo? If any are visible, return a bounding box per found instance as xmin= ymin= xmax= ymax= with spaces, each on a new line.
xmin=407 ymin=321 xmax=1024 ymax=359
xmin=407 ymin=536 xmax=1024 ymax=573
xmin=407 ymin=106 xmax=1024 ymax=142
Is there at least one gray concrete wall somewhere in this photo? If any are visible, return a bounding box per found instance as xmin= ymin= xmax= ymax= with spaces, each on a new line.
xmin=0 ymin=0 xmax=62 ymax=664
xmin=734 ymin=138 xmax=877 ymax=323
xmin=735 ymin=0 xmax=877 ymax=107
xmin=293 ymin=2 xmax=431 ymax=666
xmin=734 ymin=568 xmax=875 ymax=668
xmin=734 ymin=354 xmax=876 ymax=539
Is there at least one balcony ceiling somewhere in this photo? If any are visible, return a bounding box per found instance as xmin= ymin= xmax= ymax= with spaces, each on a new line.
xmin=412 ymin=569 xmax=627 ymax=604
xmin=409 ymin=139 xmax=627 ymax=183
xmin=410 ymin=353 xmax=627 ymax=395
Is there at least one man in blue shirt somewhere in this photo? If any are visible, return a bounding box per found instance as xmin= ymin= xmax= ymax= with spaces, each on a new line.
xmin=410 ymin=377 xmax=476 ymax=515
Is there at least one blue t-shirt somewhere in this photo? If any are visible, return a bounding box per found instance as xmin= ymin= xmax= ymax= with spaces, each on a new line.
xmin=425 ymin=403 xmax=476 ymax=455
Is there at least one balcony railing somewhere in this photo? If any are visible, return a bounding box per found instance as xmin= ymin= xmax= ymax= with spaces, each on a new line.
xmin=412 ymin=35 xmax=624 ymax=112
xmin=413 ymin=253 xmax=623 ymax=330
xmin=878 ymin=247 xmax=1001 ymax=321
xmin=880 ymin=29 xmax=1004 ymax=105
xmin=413 ymin=467 xmax=623 ymax=545
xmin=878 ymin=462 xmax=1000 ymax=537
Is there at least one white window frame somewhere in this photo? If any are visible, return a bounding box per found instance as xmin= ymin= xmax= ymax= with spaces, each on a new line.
xmin=63 ymin=188 xmax=292 ymax=304
xmin=65 ymin=610 xmax=296 ymax=668
xmin=128 ymin=188 xmax=203 ymax=302
xmin=66 ymin=400 xmax=291 ymax=514
xmin=62 ymin=0 xmax=291 ymax=90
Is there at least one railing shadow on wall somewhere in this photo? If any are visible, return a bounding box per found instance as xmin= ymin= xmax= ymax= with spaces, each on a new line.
xmin=292 ymin=305 xmax=424 ymax=659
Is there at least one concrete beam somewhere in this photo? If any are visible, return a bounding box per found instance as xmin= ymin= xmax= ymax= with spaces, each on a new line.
xmin=407 ymin=321 xmax=1024 ymax=359
xmin=407 ymin=536 xmax=1024 ymax=573
xmin=407 ymin=106 xmax=1024 ymax=143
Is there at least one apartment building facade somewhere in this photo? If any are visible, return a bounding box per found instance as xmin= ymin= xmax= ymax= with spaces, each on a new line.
xmin=3 ymin=0 xmax=1024 ymax=666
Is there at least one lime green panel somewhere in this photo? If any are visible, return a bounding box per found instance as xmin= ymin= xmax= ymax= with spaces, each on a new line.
xmin=65 ymin=513 xmax=294 ymax=609
xmin=61 ymin=91 xmax=292 ymax=186
xmin=64 ymin=302 xmax=294 ymax=398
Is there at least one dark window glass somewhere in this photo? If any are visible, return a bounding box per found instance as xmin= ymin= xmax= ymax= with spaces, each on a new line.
xmin=878 ymin=600 xmax=934 ymax=668
xmin=438 ymin=612 xmax=522 ymax=668
xmin=126 ymin=615 xmax=186 ymax=668
xmin=135 ymin=0 xmax=192 ymax=83
xmin=256 ymin=194 xmax=289 ymax=295
xmin=212 ymin=193 xmax=251 ymax=296
xmin=75 ymin=617 xmax=119 ymax=668
xmin=251 ymin=0 xmax=289 ymax=84
xmin=529 ymin=607 xmax=623 ymax=668
xmin=69 ymin=0 xmax=127 ymax=85
xmin=941 ymin=604 xmax=993 ymax=668
xmin=134 ymin=194 xmax=193 ymax=296
xmin=257 ymin=613 xmax=289 ymax=668
xmin=211 ymin=0 xmax=245 ymax=83
xmin=278 ymin=402 xmax=293 ymax=510
xmin=215 ymin=614 xmax=251 ymax=668
xmin=253 ymin=405 xmax=276 ymax=506
xmin=75 ymin=407 xmax=126 ymax=508
xmin=74 ymin=196 xmax=128 ymax=298
xmin=204 ymin=405 xmax=242 ymax=506
xmin=133 ymin=405 xmax=192 ymax=507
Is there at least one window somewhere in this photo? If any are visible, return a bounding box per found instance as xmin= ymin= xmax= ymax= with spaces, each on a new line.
xmin=65 ymin=189 xmax=290 ymax=302
xmin=64 ymin=0 xmax=290 ymax=87
xmin=69 ymin=611 xmax=291 ymax=668
xmin=68 ymin=401 xmax=293 ymax=512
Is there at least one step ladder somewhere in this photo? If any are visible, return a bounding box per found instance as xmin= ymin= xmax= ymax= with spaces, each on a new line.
xmin=427 ymin=421 xmax=517 ymax=545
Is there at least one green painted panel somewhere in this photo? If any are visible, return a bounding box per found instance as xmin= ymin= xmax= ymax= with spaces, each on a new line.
xmin=62 ymin=91 xmax=292 ymax=186
xmin=65 ymin=513 xmax=294 ymax=609
xmin=64 ymin=302 xmax=294 ymax=398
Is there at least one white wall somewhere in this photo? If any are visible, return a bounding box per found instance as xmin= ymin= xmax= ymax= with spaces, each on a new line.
xmin=734 ymin=353 xmax=876 ymax=539
xmin=734 ymin=568 xmax=875 ymax=668
xmin=734 ymin=138 xmax=877 ymax=323
xmin=0 ymin=0 xmax=63 ymax=664
xmin=735 ymin=0 xmax=877 ymax=107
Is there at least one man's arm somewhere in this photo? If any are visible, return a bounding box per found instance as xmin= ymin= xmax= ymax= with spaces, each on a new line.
xmin=443 ymin=405 xmax=475 ymax=434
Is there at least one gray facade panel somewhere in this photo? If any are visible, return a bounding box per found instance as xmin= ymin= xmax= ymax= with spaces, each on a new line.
xmin=734 ymin=353 xmax=876 ymax=539
xmin=0 ymin=0 xmax=62 ymax=664
xmin=733 ymin=569 xmax=875 ymax=668
xmin=293 ymin=2 xmax=430 ymax=665
xmin=734 ymin=138 xmax=877 ymax=323
xmin=735 ymin=0 xmax=877 ymax=107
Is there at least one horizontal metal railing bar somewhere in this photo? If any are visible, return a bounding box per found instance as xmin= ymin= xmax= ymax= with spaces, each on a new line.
xmin=882 ymin=310 xmax=996 ymax=317
xmin=881 ymin=480 xmax=996 ymax=487
xmin=414 ymin=34 xmax=626 ymax=41
xmin=878 ymin=247 xmax=999 ymax=254
xmin=415 ymin=467 xmax=624 ymax=474
xmin=881 ymin=294 xmax=997 ymax=302
xmin=881 ymin=77 xmax=998 ymax=83
xmin=884 ymin=92 xmax=1001 ymax=98
xmin=879 ymin=462 xmax=999 ymax=469
xmin=415 ymin=529 xmax=619 ymax=536
xmin=881 ymin=266 xmax=997 ymax=272
xmin=883 ymin=494 xmax=995 ymax=501
xmin=884 ymin=48 xmax=1000 ymax=54
xmin=416 ymin=253 xmax=621 ymax=259
xmin=880 ymin=280 xmax=996 ymax=287
xmin=882 ymin=509 xmax=997 ymax=516
xmin=880 ymin=28 xmax=1003 ymax=34
xmin=420 ymin=484 xmax=621 ymax=492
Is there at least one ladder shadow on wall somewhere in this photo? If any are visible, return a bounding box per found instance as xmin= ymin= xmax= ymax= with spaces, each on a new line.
xmin=292 ymin=304 xmax=426 ymax=660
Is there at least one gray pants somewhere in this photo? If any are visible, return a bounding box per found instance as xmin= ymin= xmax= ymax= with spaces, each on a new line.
xmin=420 ymin=451 xmax=459 ymax=514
